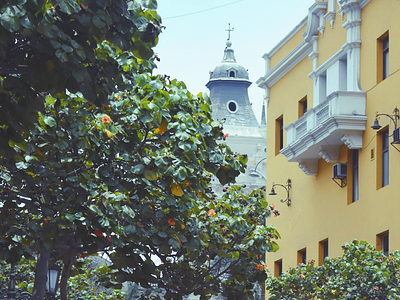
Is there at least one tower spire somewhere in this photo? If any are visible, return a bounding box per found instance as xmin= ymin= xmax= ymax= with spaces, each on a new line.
xmin=225 ymin=23 xmax=234 ymax=40
xmin=260 ymin=98 xmax=266 ymax=126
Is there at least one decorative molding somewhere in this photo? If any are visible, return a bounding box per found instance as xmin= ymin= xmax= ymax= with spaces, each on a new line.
xmin=318 ymin=25 xmax=326 ymax=37
xmin=264 ymin=93 xmax=270 ymax=107
xmin=309 ymin=41 xmax=359 ymax=80
xmin=318 ymin=145 xmax=339 ymax=163
xmin=337 ymin=0 xmax=369 ymax=20
xmin=262 ymin=17 xmax=308 ymax=60
xmin=341 ymin=133 xmax=363 ymax=149
xmin=325 ymin=11 xmax=335 ymax=28
xmin=298 ymin=159 xmax=318 ymax=176
xmin=338 ymin=0 xmax=371 ymax=9
xmin=280 ymin=91 xmax=367 ymax=173
xmin=263 ymin=54 xmax=271 ymax=74
xmin=309 ymin=36 xmax=319 ymax=71
xmin=256 ymin=41 xmax=313 ymax=90
xmin=325 ymin=0 xmax=336 ymax=28
xmin=302 ymin=1 xmax=328 ymax=43
xmin=359 ymin=0 xmax=371 ymax=8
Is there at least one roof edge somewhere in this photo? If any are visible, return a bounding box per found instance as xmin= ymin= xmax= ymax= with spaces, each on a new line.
xmin=262 ymin=16 xmax=308 ymax=60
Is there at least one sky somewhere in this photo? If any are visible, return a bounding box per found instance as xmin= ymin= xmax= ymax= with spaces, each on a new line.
xmin=153 ymin=0 xmax=317 ymax=123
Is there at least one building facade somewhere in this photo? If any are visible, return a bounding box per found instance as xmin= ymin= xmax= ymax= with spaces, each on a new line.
xmin=257 ymin=0 xmax=400 ymax=278
xmin=207 ymin=37 xmax=266 ymax=194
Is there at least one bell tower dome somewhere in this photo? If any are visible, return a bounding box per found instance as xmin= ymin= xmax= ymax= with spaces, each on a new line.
xmin=206 ymin=25 xmax=266 ymax=195
xmin=206 ymin=33 xmax=259 ymax=127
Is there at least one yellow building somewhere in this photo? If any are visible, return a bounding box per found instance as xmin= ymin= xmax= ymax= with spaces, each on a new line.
xmin=256 ymin=0 xmax=400 ymax=279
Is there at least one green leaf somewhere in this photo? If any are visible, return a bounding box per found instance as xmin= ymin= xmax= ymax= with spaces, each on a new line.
xmin=100 ymin=217 xmax=110 ymax=227
xmin=65 ymin=214 xmax=75 ymax=222
xmin=149 ymin=80 xmax=163 ymax=90
xmin=55 ymin=49 xmax=68 ymax=63
xmin=122 ymin=205 xmax=135 ymax=219
xmin=58 ymin=0 xmax=81 ymax=14
xmin=125 ymin=224 xmax=136 ymax=234
xmin=89 ymin=204 xmax=104 ymax=216
xmin=0 ymin=7 xmax=21 ymax=32
xmin=20 ymin=14 xmax=34 ymax=29
xmin=25 ymin=155 xmax=38 ymax=163
xmin=142 ymin=0 xmax=157 ymax=9
xmin=61 ymin=44 xmax=74 ymax=53
xmin=168 ymin=237 xmax=180 ymax=249
xmin=158 ymin=231 xmax=168 ymax=238
xmin=93 ymin=15 xmax=106 ymax=28
xmin=42 ymin=115 xmax=57 ymax=127
xmin=15 ymin=162 xmax=29 ymax=170
xmin=77 ymin=138 xmax=90 ymax=149
xmin=176 ymin=131 xmax=190 ymax=141
xmin=270 ymin=241 xmax=279 ymax=252
xmin=131 ymin=164 xmax=145 ymax=174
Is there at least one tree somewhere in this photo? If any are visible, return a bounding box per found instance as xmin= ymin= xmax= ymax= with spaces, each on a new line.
xmin=266 ymin=240 xmax=400 ymax=300
xmin=0 ymin=257 xmax=125 ymax=299
xmin=0 ymin=1 xmax=280 ymax=299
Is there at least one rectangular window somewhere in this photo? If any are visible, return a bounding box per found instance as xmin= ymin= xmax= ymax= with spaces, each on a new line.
xmin=319 ymin=239 xmax=328 ymax=266
xmin=377 ymin=32 xmax=389 ymax=83
xmin=275 ymin=116 xmax=283 ymax=155
xmin=383 ymin=36 xmax=389 ymax=80
xmin=352 ymin=149 xmax=359 ymax=202
xmin=274 ymin=259 xmax=283 ymax=277
xmin=382 ymin=129 xmax=389 ymax=187
xmin=297 ymin=248 xmax=306 ymax=265
xmin=298 ymin=97 xmax=307 ymax=118
xmin=377 ymin=231 xmax=389 ymax=256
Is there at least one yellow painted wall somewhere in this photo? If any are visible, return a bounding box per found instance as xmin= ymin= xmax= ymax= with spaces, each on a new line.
xmin=269 ymin=24 xmax=307 ymax=70
xmin=317 ymin=2 xmax=347 ymax=66
xmin=264 ymin=0 xmax=400 ymax=282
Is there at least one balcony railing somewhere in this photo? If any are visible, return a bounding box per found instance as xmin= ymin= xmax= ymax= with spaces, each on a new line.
xmin=280 ymin=91 xmax=367 ymax=175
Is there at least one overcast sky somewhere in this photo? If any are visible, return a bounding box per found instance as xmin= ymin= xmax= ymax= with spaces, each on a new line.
xmin=154 ymin=0 xmax=316 ymax=123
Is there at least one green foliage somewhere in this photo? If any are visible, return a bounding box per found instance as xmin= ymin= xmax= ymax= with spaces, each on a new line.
xmin=0 ymin=258 xmax=125 ymax=299
xmin=0 ymin=0 xmax=280 ymax=299
xmin=0 ymin=258 xmax=36 ymax=294
xmin=267 ymin=240 xmax=400 ymax=300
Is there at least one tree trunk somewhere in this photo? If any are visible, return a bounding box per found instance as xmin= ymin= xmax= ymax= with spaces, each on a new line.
xmin=59 ymin=250 xmax=73 ymax=300
xmin=31 ymin=246 xmax=50 ymax=300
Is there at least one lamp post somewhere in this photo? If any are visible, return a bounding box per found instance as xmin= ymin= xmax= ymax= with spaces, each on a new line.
xmin=371 ymin=107 xmax=400 ymax=151
xmin=268 ymin=179 xmax=292 ymax=206
xmin=0 ymin=263 xmax=32 ymax=300
xmin=45 ymin=264 xmax=62 ymax=300
xmin=0 ymin=262 xmax=61 ymax=300
xmin=371 ymin=107 xmax=399 ymax=131
xmin=249 ymin=157 xmax=266 ymax=179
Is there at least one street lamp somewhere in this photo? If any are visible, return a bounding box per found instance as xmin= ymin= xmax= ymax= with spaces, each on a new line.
xmin=45 ymin=264 xmax=62 ymax=300
xmin=0 ymin=262 xmax=61 ymax=300
xmin=0 ymin=263 xmax=32 ymax=300
xmin=371 ymin=107 xmax=400 ymax=151
xmin=268 ymin=179 xmax=292 ymax=206
xmin=249 ymin=157 xmax=266 ymax=179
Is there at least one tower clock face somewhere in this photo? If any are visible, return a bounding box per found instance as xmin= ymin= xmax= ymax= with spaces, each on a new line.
xmin=227 ymin=100 xmax=238 ymax=113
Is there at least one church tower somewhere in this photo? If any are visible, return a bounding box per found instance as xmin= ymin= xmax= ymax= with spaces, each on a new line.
xmin=206 ymin=27 xmax=266 ymax=194
xmin=206 ymin=37 xmax=259 ymax=128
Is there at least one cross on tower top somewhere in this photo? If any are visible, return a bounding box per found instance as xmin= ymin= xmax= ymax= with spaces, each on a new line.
xmin=226 ymin=23 xmax=234 ymax=40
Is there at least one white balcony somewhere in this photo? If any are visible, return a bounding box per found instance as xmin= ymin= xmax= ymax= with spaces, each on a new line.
xmin=280 ymin=91 xmax=367 ymax=175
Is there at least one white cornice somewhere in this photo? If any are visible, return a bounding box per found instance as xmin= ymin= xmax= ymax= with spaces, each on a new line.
xmin=261 ymin=16 xmax=308 ymax=60
xmin=257 ymin=41 xmax=313 ymax=89
xmin=338 ymin=0 xmax=371 ymax=9
xmin=359 ymin=0 xmax=371 ymax=8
